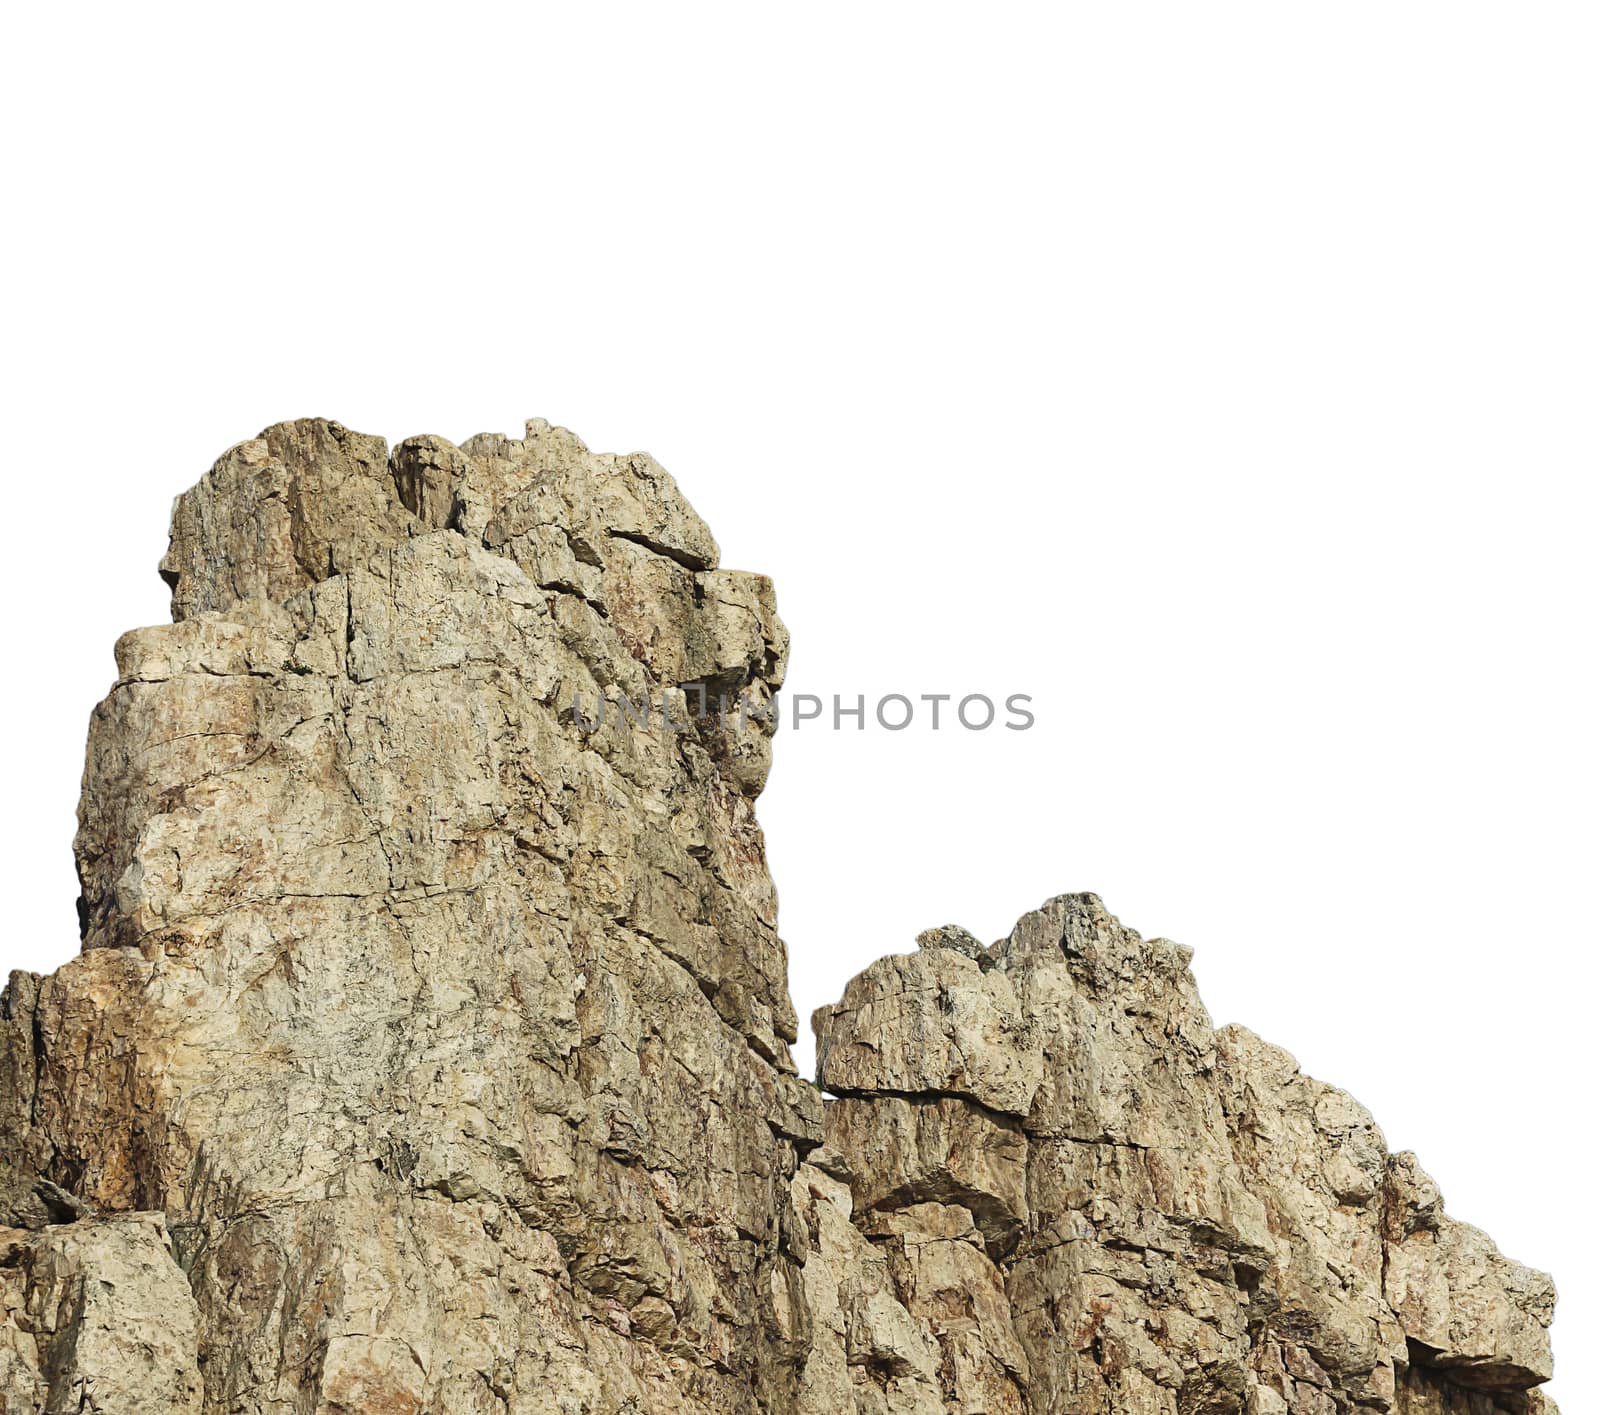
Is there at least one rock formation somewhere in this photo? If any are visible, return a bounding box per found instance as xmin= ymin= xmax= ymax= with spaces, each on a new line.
xmin=0 ymin=419 xmax=1559 ymax=1413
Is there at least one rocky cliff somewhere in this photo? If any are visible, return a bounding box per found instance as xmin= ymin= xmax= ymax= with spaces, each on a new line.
xmin=0 ymin=420 xmax=1559 ymax=1414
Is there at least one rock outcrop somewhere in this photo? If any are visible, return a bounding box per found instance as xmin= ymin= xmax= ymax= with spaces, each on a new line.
xmin=811 ymin=899 xmax=1558 ymax=1415
xmin=0 ymin=419 xmax=1559 ymax=1414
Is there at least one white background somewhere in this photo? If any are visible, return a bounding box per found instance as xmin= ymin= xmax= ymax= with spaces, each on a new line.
xmin=3 ymin=5 xmax=1593 ymax=1404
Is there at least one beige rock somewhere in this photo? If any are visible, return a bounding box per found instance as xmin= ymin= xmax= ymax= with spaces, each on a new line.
xmin=0 ymin=1212 xmax=202 ymax=1413
xmin=814 ymin=945 xmax=1043 ymax=1116
xmin=789 ymin=1162 xmax=946 ymax=1415
xmin=0 ymin=419 xmax=1561 ymax=1414
xmin=825 ymin=1096 xmax=1027 ymax=1255
xmin=1384 ymin=1152 xmax=1556 ymax=1391
xmin=6 ymin=418 xmax=807 ymax=1413
xmin=814 ymin=894 xmax=1559 ymax=1415
xmin=160 ymin=419 xmax=420 ymax=620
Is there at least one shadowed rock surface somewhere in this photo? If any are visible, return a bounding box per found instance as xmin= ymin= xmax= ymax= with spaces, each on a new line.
xmin=0 ymin=419 xmax=1559 ymax=1413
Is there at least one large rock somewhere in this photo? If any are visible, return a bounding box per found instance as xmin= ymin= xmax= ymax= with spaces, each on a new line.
xmin=0 ymin=1212 xmax=202 ymax=1413
xmin=6 ymin=418 xmax=812 ymax=1413
xmin=0 ymin=419 xmax=1561 ymax=1413
xmin=813 ymin=894 xmax=1560 ymax=1415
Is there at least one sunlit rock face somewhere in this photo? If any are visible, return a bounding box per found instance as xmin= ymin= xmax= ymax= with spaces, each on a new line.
xmin=814 ymin=898 xmax=1558 ymax=1414
xmin=0 ymin=420 xmax=1558 ymax=1414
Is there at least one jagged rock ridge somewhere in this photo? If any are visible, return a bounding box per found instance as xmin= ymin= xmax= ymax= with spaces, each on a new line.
xmin=0 ymin=419 xmax=1558 ymax=1414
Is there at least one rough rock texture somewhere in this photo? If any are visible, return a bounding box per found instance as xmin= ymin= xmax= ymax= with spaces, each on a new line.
xmin=0 ymin=418 xmax=1559 ymax=1413
xmin=812 ymin=902 xmax=1559 ymax=1415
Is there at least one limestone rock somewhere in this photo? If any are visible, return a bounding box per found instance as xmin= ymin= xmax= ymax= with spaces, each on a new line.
xmin=7 ymin=418 xmax=806 ymax=1413
xmin=814 ymin=947 xmax=1043 ymax=1116
xmin=813 ymin=895 xmax=1560 ymax=1415
xmin=1384 ymin=1152 xmax=1557 ymax=1391
xmin=0 ymin=1212 xmax=202 ymax=1413
xmin=0 ymin=418 xmax=1561 ymax=1414
xmin=825 ymin=1096 xmax=1027 ymax=1256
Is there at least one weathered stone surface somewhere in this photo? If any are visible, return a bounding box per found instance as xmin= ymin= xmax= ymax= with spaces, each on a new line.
xmin=7 ymin=418 xmax=807 ymax=1413
xmin=1384 ymin=1152 xmax=1557 ymax=1391
xmin=814 ymin=945 xmax=1043 ymax=1116
xmin=825 ymin=1094 xmax=1028 ymax=1257
xmin=0 ymin=1212 xmax=202 ymax=1413
xmin=159 ymin=419 xmax=418 ymax=620
xmin=0 ymin=419 xmax=1560 ymax=1413
xmin=813 ymin=893 xmax=1560 ymax=1415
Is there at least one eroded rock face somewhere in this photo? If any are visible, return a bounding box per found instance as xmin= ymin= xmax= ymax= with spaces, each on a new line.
xmin=813 ymin=897 xmax=1560 ymax=1414
xmin=0 ymin=419 xmax=1560 ymax=1413
xmin=5 ymin=418 xmax=811 ymax=1413
xmin=0 ymin=1211 xmax=203 ymax=1413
